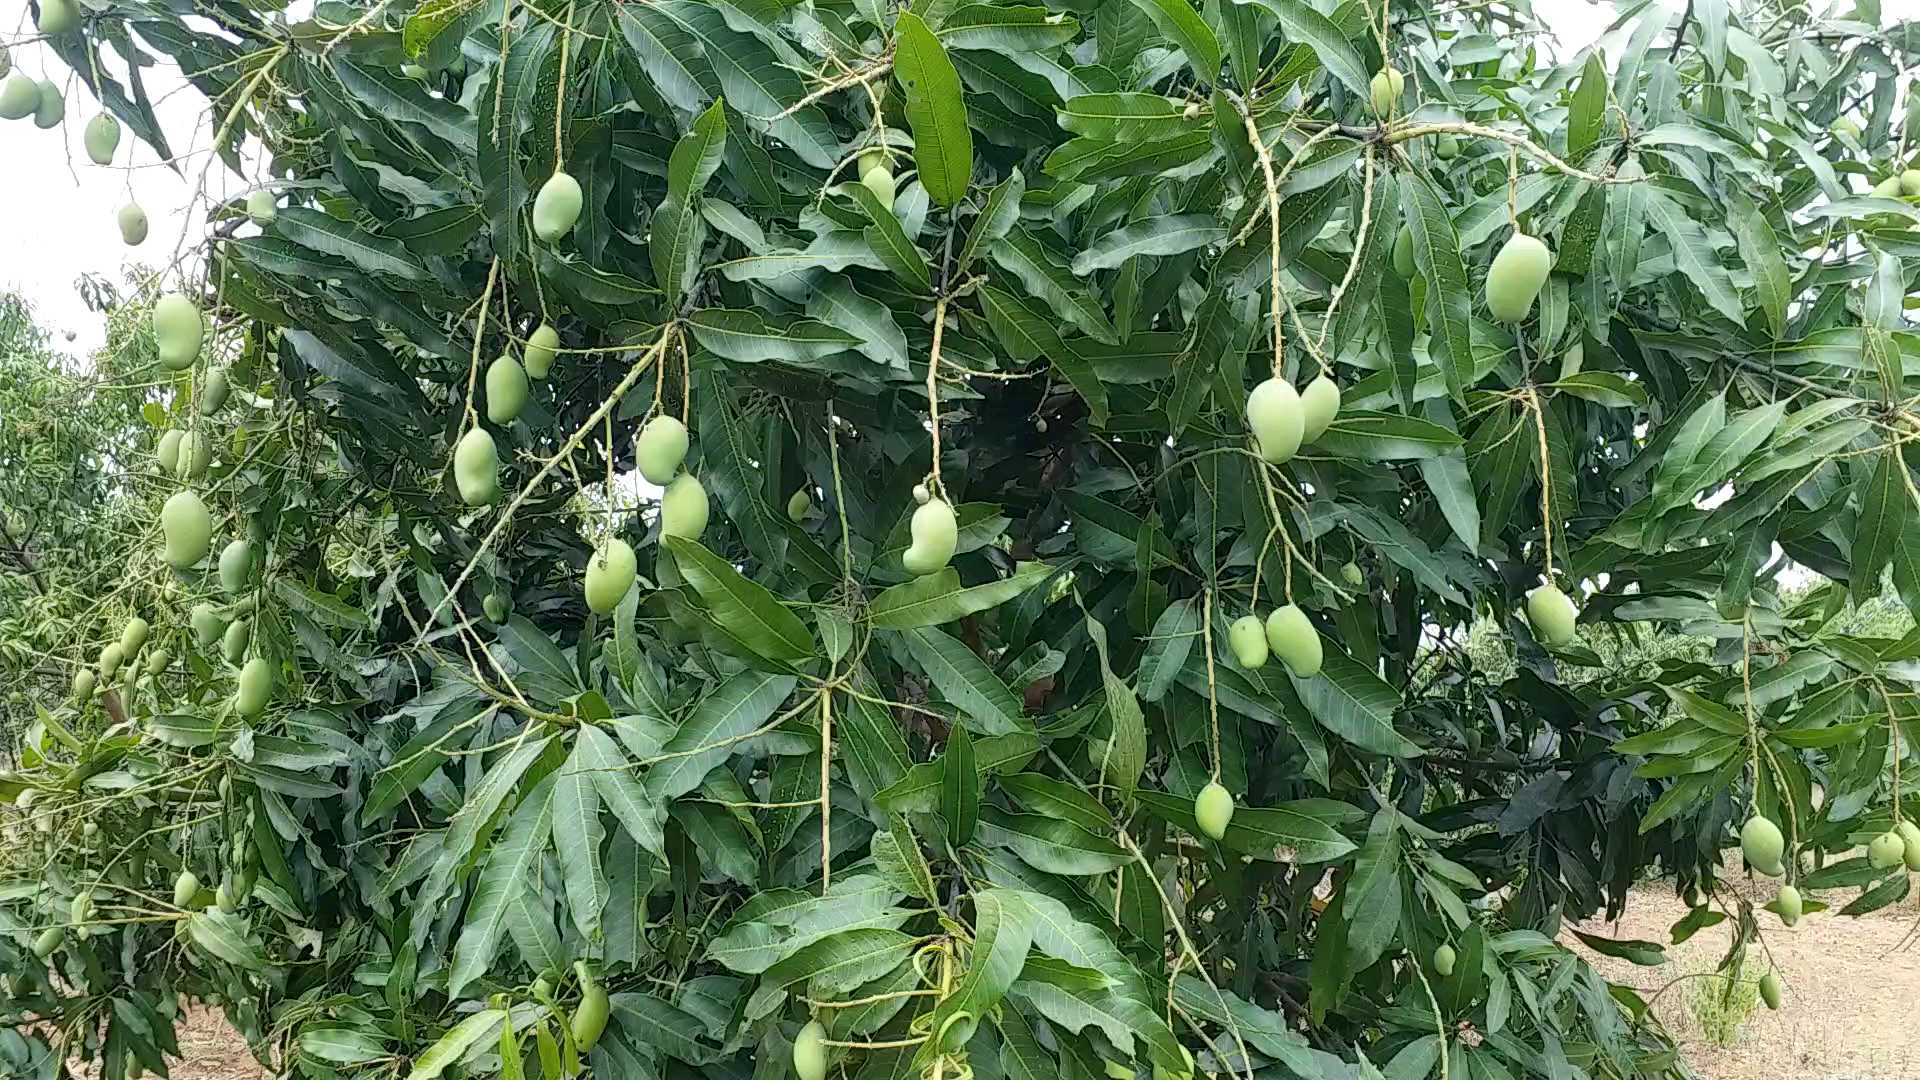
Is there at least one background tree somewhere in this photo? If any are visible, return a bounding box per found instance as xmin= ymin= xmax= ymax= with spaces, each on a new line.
xmin=5 ymin=0 xmax=1920 ymax=1077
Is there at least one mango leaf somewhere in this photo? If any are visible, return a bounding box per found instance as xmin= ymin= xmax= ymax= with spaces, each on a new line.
xmin=667 ymin=536 xmax=818 ymax=663
xmin=894 ymin=13 xmax=974 ymax=207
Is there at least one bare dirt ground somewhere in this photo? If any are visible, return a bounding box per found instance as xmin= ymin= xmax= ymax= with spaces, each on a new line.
xmin=1570 ymin=879 xmax=1920 ymax=1080
xmin=86 ymin=881 xmax=1920 ymax=1080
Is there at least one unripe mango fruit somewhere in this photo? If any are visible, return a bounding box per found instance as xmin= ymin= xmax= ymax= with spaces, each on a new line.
xmin=1265 ymin=605 xmax=1322 ymax=677
xmin=1526 ymin=584 xmax=1578 ymax=646
xmin=902 ymin=497 xmax=957 ymax=576
xmin=1392 ymin=224 xmax=1415 ymax=277
xmin=1739 ymin=814 xmax=1784 ymax=873
xmin=157 ymin=430 xmax=183 ymax=473
xmin=793 ymin=1020 xmax=828 ymax=1080
xmin=1299 ymin=375 xmax=1340 ymax=443
xmin=1370 ymin=66 xmax=1404 ymax=115
xmin=32 ymin=927 xmax=64 ymax=959
xmin=191 ymin=603 xmax=226 ymax=648
xmin=1228 ymin=614 xmax=1269 ymax=670
xmin=1246 ymin=377 xmax=1304 ymax=463
xmin=485 ymin=354 xmax=528 ymax=424
xmin=453 ymin=428 xmax=499 ymax=506
xmin=532 ymin=170 xmax=582 ymax=241
xmin=172 ymin=870 xmax=200 ymax=908
xmin=1757 ymin=970 xmax=1781 ymax=1010
xmin=83 ymin=112 xmax=119 ymax=164
xmin=524 ymin=324 xmax=558 ymax=379
xmin=199 ymin=368 xmax=229 ymax=415
xmin=862 ymin=164 xmax=896 ymax=210
xmin=1903 ymin=169 xmax=1920 ymax=196
xmin=222 ymin=618 xmax=250 ymax=665
xmin=1435 ymin=132 xmax=1460 ymax=159
xmin=245 ymin=190 xmax=276 ymax=225
xmin=1433 ymin=943 xmax=1456 ymax=976
xmin=32 ymin=80 xmax=62 ymax=129
xmin=174 ymin=429 xmax=212 ymax=480
xmin=1193 ymin=781 xmax=1234 ymax=840
xmin=118 ymin=203 xmax=148 ymax=246
xmin=145 ymin=647 xmax=170 ymax=675
xmin=1341 ymin=561 xmax=1364 ymax=586
xmin=1872 ymin=174 xmax=1905 ymax=198
xmin=161 ymin=490 xmax=213 ymax=568
xmin=1867 ymin=829 xmax=1905 ymax=869
xmin=635 ymin=415 xmax=689 ymax=485
xmin=584 ymin=538 xmax=637 ymax=614
xmin=1773 ymin=884 xmax=1801 ymax=927
xmin=235 ymin=657 xmax=272 ymax=717
xmin=0 ymin=74 xmax=38 ymax=120
xmin=1896 ymin=819 xmax=1920 ymax=871
xmin=483 ymin=591 xmax=508 ymax=622
xmin=99 ymin=643 xmax=124 ymax=681
xmin=120 ymin=616 xmax=149 ymax=655
xmin=661 ymin=473 xmax=710 ymax=540
xmin=787 ymin=487 xmax=810 ymax=522
xmin=219 ymin=539 xmax=253 ymax=594
xmin=72 ymin=668 xmax=93 ymax=700
xmin=1485 ymin=231 xmax=1553 ymax=322
xmin=37 ymin=0 xmax=80 ymax=34
xmin=152 ymin=293 xmax=204 ymax=370
xmin=571 ymin=962 xmax=609 ymax=1051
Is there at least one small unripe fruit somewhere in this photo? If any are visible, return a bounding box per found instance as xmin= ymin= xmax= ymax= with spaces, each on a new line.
xmin=1526 ymin=585 xmax=1579 ymax=646
xmin=1868 ymin=829 xmax=1905 ymax=869
xmin=787 ymin=488 xmax=810 ymax=522
xmin=120 ymin=616 xmax=149 ymax=656
xmin=72 ymin=668 xmax=94 ymax=700
xmin=152 ymin=293 xmax=204 ymax=370
xmin=1872 ymin=174 xmax=1905 ymax=198
xmin=1757 ymin=970 xmax=1781 ymax=1010
xmin=1265 ymin=605 xmax=1323 ymax=677
xmin=524 ymin=324 xmax=559 ymax=379
xmin=1246 ymin=377 xmax=1304 ymax=463
xmin=32 ymin=926 xmax=64 ymax=959
xmin=861 ymin=164 xmax=896 ymax=210
xmin=1896 ymin=820 xmax=1920 ymax=871
xmin=37 ymin=0 xmax=80 ymax=34
xmin=902 ymin=497 xmax=958 ymax=576
xmin=1832 ymin=117 xmax=1862 ymax=140
xmin=156 ymin=430 xmax=184 ymax=473
xmin=83 ymin=112 xmax=119 ymax=164
xmin=570 ymin=964 xmax=609 ymax=1051
xmin=234 ymin=657 xmax=272 ymax=717
xmin=125 ymin=203 xmax=156 ymax=246
xmin=1299 ymin=375 xmax=1341 ymax=443
xmin=0 ymin=74 xmax=37 ymax=120
xmin=532 ymin=170 xmax=583 ymax=241
xmin=199 ymin=368 xmax=229 ymax=415
xmin=219 ymin=539 xmax=253 ymax=594
xmin=483 ymin=591 xmax=508 ymax=622
xmin=660 ymin=473 xmax=710 ymax=541
xmin=245 ymin=189 xmax=276 ymax=225
xmin=857 ymin=148 xmax=887 ymax=179
xmin=912 ymin=483 xmax=931 ymax=505
xmin=793 ymin=1020 xmax=828 ymax=1080
xmin=1194 ymin=781 xmax=1234 ymax=840
xmin=1485 ymin=231 xmax=1553 ymax=323
xmin=1392 ymin=224 xmax=1415 ymax=277
xmin=172 ymin=870 xmax=200 ymax=908
xmin=1902 ymin=169 xmax=1920 ymax=196
xmin=453 ymin=428 xmax=499 ymax=506
xmin=32 ymin=81 xmax=62 ymax=129
xmin=1341 ymin=561 xmax=1363 ymax=586
xmin=1740 ymin=814 xmax=1785 ymax=874
xmin=90 ymin=640 xmax=114 ymax=680
xmin=70 ymin=890 xmax=93 ymax=926
xmin=191 ymin=603 xmax=226 ymax=649
xmin=635 ymin=416 xmax=690 ymax=485
xmin=145 ymin=647 xmax=170 ymax=675
xmin=485 ymin=355 xmax=528 ymax=424
xmin=161 ymin=491 xmax=213 ymax=568
xmin=82 ymin=821 xmax=98 ymax=839
xmin=1370 ymin=66 xmax=1404 ymax=115
xmin=1774 ymin=884 xmax=1801 ymax=927
xmin=1435 ymin=133 xmax=1460 ymax=159
xmin=584 ymin=538 xmax=637 ymax=614
xmin=222 ymin=618 xmax=251 ymax=665
xmin=1228 ymin=614 xmax=1269 ymax=670
xmin=174 ymin=429 xmax=212 ymax=481
xmin=1433 ymin=943 xmax=1456 ymax=976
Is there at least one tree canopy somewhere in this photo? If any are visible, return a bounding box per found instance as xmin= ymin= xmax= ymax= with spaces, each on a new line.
xmin=6 ymin=0 xmax=1920 ymax=1077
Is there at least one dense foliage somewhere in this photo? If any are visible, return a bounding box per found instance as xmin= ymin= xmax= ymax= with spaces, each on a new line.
xmin=8 ymin=0 xmax=1920 ymax=1077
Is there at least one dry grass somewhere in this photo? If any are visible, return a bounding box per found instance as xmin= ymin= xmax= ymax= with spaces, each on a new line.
xmin=1570 ymin=878 xmax=1920 ymax=1079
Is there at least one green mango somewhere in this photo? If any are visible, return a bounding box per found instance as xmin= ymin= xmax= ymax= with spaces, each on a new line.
xmin=234 ymin=657 xmax=272 ymax=717
xmin=32 ymin=80 xmax=62 ymax=129
xmin=1228 ymin=614 xmax=1269 ymax=670
xmin=1485 ymin=231 xmax=1553 ymax=322
xmin=199 ymin=367 xmax=229 ymax=415
xmin=1299 ymin=375 xmax=1341 ymax=443
xmin=37 ymin=0 xmax=80 ymax=34
xmin=792 ymin=1021 xmax=828 ymax=1080
xmin=0 ymin=73 xmax=39 ymax=120
xmin=635 ymin=415 xmax=689 ymax=485
xmin=83 ymin=112 xmax=119 ymax=164
xmin=1246 ymin=377 xmax=1303 ymax=463
xmin=1370 ymin=66 xmax=1403 ymax=115
xmin=1526 ymin=585 xmax=1579 ymax=646
xmin=156 ymin=430 xmax=183 ymax=473
xmin=902 ymin=497 xmax=956 ymax=576
xmin=160 ymin=490 xmax=212 ymax=568
xmin=152 ymin=293 xmax=204 ymax=370
xmin=584 ymin=538 xmax=637 ymax=614
xmin=485 ymin=354 xmax=528 ymax=424
xmin=118 ymin=203 xmax=147 ymax=246
xmin=1193 ymin=781 xmax=1234 ymax=840
xmin=453 ymin=428 xmax=499 ymax=506
xmin=524 ymin=323 xmax=559 ymax=379
xmin=219 ymin=539 xmax=253 ymax=594
xmin=660 ymin=473 xmax=709 ymax=541
xmin=1265 ymin=604 xmax=1323 ymax=677
xmin=246 ymin=189 xmax=277 ymax=225
xmin=532 ymin=170 xmax=582 ymax=241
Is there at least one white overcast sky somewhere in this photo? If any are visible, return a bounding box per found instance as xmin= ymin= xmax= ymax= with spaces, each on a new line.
xmin=0 ymin=0 xmax=1897 ymax=356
